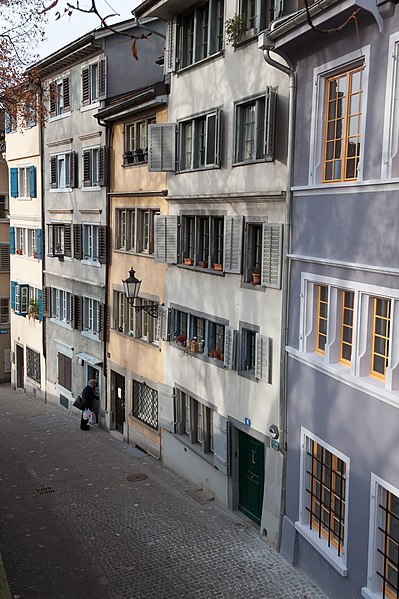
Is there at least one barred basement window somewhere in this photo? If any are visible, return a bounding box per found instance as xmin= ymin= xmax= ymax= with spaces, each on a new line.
xmin=132 ymin=380 xmax=158 ymax=429
xmin=26 ymin=347 xmax=41 ymax=383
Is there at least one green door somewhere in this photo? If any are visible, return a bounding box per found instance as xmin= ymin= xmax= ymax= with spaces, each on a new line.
xmin=238 ymin=431 xmax=265 ymax=525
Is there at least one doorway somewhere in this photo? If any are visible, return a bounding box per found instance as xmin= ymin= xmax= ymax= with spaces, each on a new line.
xmin=238 ymin=430 xmax=265 ymax=525
xmin=111 ymin=370 xmax=125 ymax=434
xmin=86 ymin=365 xmax=100 ymax=419
xmin=16 ymin=345 xmax=24 ymax=389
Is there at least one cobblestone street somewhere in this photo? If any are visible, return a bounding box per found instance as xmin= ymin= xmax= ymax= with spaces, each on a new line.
xmin=0 ymin=386 xmax=328 ymax=599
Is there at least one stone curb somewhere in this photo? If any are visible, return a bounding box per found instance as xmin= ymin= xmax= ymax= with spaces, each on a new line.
xmin=0 ymin=553 xmax=12 ymax=599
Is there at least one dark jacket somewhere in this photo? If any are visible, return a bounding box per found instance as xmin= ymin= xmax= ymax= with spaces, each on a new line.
xmin=81 ymin=384 xmax=95 ymax=411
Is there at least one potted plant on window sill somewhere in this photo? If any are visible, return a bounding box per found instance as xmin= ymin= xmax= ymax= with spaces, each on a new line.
xmin=32 ymin=251 xmax=38 ymax=259
xmin=198 ymin=260 xmax=206 ymax=268
xmin=175 ymin=334 xmax=187 ymax=347
xmin=252 ymin=265 xmax=261 ymax=285
xmin=123 ymin=151 xmax=134 ymax=165
xmin=28 ymin=298 xmax=39 ymax=320
xmin=183 ymin=257 xmax=194 ymax=266
xmin=213 ymin=263 xmax=223 ymax=271
xmin=16 ymin=249 xmax=22 ymax=255
xmin=225 ymin=14 xmax=247 ymax=46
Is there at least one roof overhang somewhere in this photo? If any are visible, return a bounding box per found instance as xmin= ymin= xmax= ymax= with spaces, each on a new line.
xmin=135 ymin=0 xmax=198 ymax=20
xmin=95 ymin=82 xmax=169 ymax=123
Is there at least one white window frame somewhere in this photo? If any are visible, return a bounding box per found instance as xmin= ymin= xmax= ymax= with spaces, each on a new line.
xmin=18 ymin=167 xmax=31 ymax=199
xmin=296 ymin=427 xmax=349 ymax=576
xmin=51 ymin=288 xmax=72 ymax=325
xmin=27 ymin=229 xmax=36 ymax=257
xmin=308 ymin=47 xmax=370 ymax=186
xmin=82 ymin=147 xmax=100 ymax=188
xmin=124 ymin=116 xmax=156 ymax=164
xmin=178 ymin=109 xmax=221 ymax=171
xmin=233 ymin=89 xmax=276 ymax=164
xmin=15 ymin=227 xmax=25 ymax=255
xmin=82 ymin=223 xmax=99 ymax=262
xmin=56 ymin=153 xmax=71 ymax=189
xmin=83 ymin=296 xmax=99 ymax=338
xmin=382 ymin=32 xmax=399 ymax=180
xmin=115 ymin=208 xmax=159 ymax=254
xmin=362 ymin=474 xmax=399 ymax=599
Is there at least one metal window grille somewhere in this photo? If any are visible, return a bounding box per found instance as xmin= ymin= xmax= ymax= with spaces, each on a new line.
xmin=132 ymin=380 xmax=158 ymax=430
xmin=377 ymin=489 xmax=399 ymax=598
xmin=27 ymin=347 xmax=41 ymax=383
xmin=305 ymin=439 xmax=346 ymax=557
xmin=316 ymin=285 xmax=328 ymax=353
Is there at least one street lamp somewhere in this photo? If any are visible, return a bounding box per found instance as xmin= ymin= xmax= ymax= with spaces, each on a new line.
xmin=122 ymin=268 xmax=159 ymax=318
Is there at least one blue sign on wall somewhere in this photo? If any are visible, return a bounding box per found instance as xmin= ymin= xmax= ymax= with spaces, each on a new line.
xmin=0 ymin=329 xmax=8 ymax=334
xmin=244 ymin=418 xmax=251 ymax=426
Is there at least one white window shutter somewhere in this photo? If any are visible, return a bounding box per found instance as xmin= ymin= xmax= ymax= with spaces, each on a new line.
xmin=165 ymin=19 xmax=177 ymax=73
xmin=255 ymin=334 xmax=272 ymax=383
xmin=156 ymin=305 xmax=168 ymax=340
xmin=158 ymin=383 xmax=175 ymax=433
xmin=224 ymin=327 xmax=237 ymax=370
xmin=154 ymin=215 xmax=178 ymax=264
xmin=224 ymin=216 xmax=243 ymax=274
xmin=213 ymin=413 xmax=230 ymax=475
xmin=261 ymin=223 xmax=283 ymax=289
xmin=264 ymin=86 xmax=277 ymax=161
xmin=148 ymin=124 xmax=176 ymax=172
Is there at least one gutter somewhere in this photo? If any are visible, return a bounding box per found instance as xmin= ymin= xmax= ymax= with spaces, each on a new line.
xmin=267 ymin=0 xmax=339 ymax=39
xmin=258 ymin=31 xmax=296 ymax=553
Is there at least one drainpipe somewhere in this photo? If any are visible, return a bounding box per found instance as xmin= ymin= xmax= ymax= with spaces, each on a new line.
xmin=258 ymin=32 xmax=296 ymax=552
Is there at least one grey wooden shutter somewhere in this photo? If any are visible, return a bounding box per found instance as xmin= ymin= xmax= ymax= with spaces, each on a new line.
xmin=213 ymin=413 xmax=230 ymax=475
xmin=158 ymin=383 xmax=175 ymax=433
xmin=73 ymin=224 xmax=82 ymax=259
xmin=74 ymin=296 xmax=83 ymax=331
xmin=49 ymin=82 xmax=56 ymax=116
xmin=82 ymin=67 xmax=90 ymax=105
xmin=264 ymin=87 xmax=277 ymax=161
xmin=148 ymin=124 xmax=176 ymax=172
xmin=255 ymin=334 xmax=272 ymax=383
xmin=98 ymin=225 xmax=107 ymax=264
xmin=165 ymin=19 xmax=177 ymax=73
xmin=50 ymin=156 xmax=57 ymax=188
xmin=63 ymin=77 xmax=70 ymax=111
xmin=83 ymin=150 xmax=91 ymax=186
xmin=98 ymin=58 xmax=107 ymax=99
xmin=42 ymin=287 xmax=51 ymax=318
xmin=154 ymin=215 xmax=178 ymax=263
xmin=224 ymin=327 xmax=237 ymax=370
xmin=69 ymin=151 xmax=76 ymax=188
xmin=224 ymin=216 xmax=243 ymax=274
xmin=64 ymin=224 xmax=72 ymax=257
xmin=261 ymin=223 xmax=283 ymax=289
xmin=47 ymin=225 xmax=54 ymax=256
xmin=156 ymin=305 xmax=168 ymax=341
xmin=98 ymin=146 xmax=107 ymax=186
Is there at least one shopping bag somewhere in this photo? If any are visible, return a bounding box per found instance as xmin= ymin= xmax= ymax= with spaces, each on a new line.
xmin=89 ymin=412 xmax=97 ymax=425
xmin=82 ymin=408 xmax=91 ymax=421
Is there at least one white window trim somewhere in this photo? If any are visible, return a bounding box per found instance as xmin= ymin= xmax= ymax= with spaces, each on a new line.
xmin=381 ymin=31 xmax=399 ymax=180
xmin=50 ymin=288 xmax=72 ymax=329
xmin=308 ymin=46 xmax=370 ymax=186
xmin=81 ymin=145 xmax=100 ymax=190
xmin=296 ymin=427 xmax=349 ymax=577
xmin=17 ymin=165 xmax=33 ymax=200
xmin=82 ymin=296 xmax=100 ymax=340
xmin=361 ymin=474 xmax=399 ymax=599
xmin=81 ymin=59 xmax=102 ymax=110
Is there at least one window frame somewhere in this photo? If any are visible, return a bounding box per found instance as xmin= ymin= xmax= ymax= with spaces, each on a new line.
xmin=237 ymin=0 xmax=275 ymax=38
xmin=113 ymin=290 xmax=159 ymax=345
xmin=175 ymin=388 xmax=214 ymax=456
xmin=82 ymin=223 xmax=99 ymax=263
xmin=115 ymin=208 xmax=159 ymax=255
xmin=132 ymin=379 xmax=158 ymax=430
xmin=124 ymin=116 xmax=156 ymax=165
xmin=177 ymin=109 xmax=221 ymax=171
xmin=51 ymin=288 xmax=72 ymax=326
xmin=82 ymin=147 xmax=100 ymax=188
xmin=233 ymin=89 xmax=276 ymax=165
xmin=82 ymin=296 xmax=99 ymax=338
xmin=26 ymin=347 xmax=41 ymax=384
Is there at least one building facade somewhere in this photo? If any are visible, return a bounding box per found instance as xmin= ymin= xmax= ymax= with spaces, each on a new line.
xmin=96 ymin=82 xmax=168 ymax=457
xmin=262 ymin=0 xmax=399 ymax=596
xmin=135 ymin=0 xmax=288 ymax=546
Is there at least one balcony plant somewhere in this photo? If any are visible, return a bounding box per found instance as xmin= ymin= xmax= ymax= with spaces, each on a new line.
xmin=28 ymin=298 xmax=39 ymax=320
xmin=225 ymin=14 xmax=247 ymax=46
xmin=175 ymin=334 xmax=187 ymax=346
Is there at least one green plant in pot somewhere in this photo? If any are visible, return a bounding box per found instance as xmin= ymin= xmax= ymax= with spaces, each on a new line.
xmin=225 ymin=13 xmax=247 ymax=46
xmin=28 ymin=298 xmax=39 ymax=319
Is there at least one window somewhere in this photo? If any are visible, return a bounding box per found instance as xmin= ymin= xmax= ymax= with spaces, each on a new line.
xmin=82 ymin=147 xmax=99 ymax=187
xmin=237 ymin=0 xmax=275 ymax=36
xmin=115 ymin=208 xmax=159 ymax=254
xmin=243 ymin=222 xmax=283 ymax=288
xmin=82 ymin=59 xmax=106 ymax=106
xmin=15 ymin=228 xmax=25 ymax=255
xmin=364 ymin=475 xmax=399 ymax=599
xmin=0 ymin=195 xmax=8 ymax=218
xmin=124 ymin=116 xmax=156 ymax=164
xmin=58 ymin=352 xmax=72 ymax=391
xmin=177 ymin=0 xmax=224 ymax=70
xmin=323 ymin=66 xmax=363 ymax=183
xmin=241 ymin=327 xmax=256 ymax=373
xmin=0 ymin=298 xmax=9 ymax=324
xmin=171 ymin=307 xmax=227 ymax=362
xmin=234 ymin=88 xmax=276 ymax=163
xmin=51 ymin=288 xmax=72 ymax=324
xmin=26 ymin=347 xmax=41 ymax=383
xmin=15 ymin=284 xmax=28 ymax=315
xmin=83 ymin=297 xmax=99 ymax=337
xmin=371 ymin=297 xmax=391 ymax=380
xmin=181 ymin=215 xmax=224 ymax=269
xmin=132 ymin=380 xmax=158 ymax=429
xmin=316 ymin=285 xmax=328 ymax=354
xmin=113 ymin=291 xmax=159 ymax=344
xmin=10 ymin=166 xmax=36 ymax=199
xmin=18 ymin=167 xmax=32 ymax=198
xmin=27 ymin=229 xmax=36 ymax=258
xmin=340 ymin=291 xmax=354 ymax=365
xmin=50 ymin=153 xmax=75 ymax=189
xmin=297 ymin=429 xmax=348 ymax=575
xmin=176 ymin=390 xmax=214 ymax=454
xmin=82 ymin=224 xmax=99 ymax=262
xmin=178 ymin=110 xmax=221 ymax=170
xmin=48 ymin=224 xmax=66 ymax=257
xmin=49 ymin=77 xmax=70 ymax=118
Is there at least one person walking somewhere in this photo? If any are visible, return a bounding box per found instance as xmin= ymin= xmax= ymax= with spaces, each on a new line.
xmin=80 ymin=379 xmax=97 ymax=430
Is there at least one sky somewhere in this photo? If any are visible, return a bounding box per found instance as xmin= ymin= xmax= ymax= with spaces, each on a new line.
xmin=38 ymin=0 xmax=141 ymax=59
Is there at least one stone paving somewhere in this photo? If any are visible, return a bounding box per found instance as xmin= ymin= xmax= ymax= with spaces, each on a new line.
xmin=0 ymin=385 xmax=329 ymax=599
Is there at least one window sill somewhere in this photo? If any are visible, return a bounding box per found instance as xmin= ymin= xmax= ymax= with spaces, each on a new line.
xmin=114 ymin=249 xmax=154 ymax=258
xmin=241 ymin=281 xmax=265 ymax=291
xmin=122 ymin=161 xmax=149 ymax=168
xmin=232 ymin=157 xmax=274 ymax=167
xmin=49 ymin=188 xmax=72 ymax=193
xmin=176 ymin=50 xmax=224 ymax=76
xmin=81 ymin=186 xmax=101 ymax=191
xmin=129 ymin=413 xmax=159 ymax=433
xmin=170 ymin=341 xmax=226 ymax=368
xmin=295 ymin=522 xmax=347 ymax=577
xmin=176 ymin=164 xmax=220 ymax=174
xmin=361 ymin=586 xmax=380 ymax=599
xmin=16 ymin=197 xmax=33 ymax=202
xmin=81 ymin=259 xmax=101 ymax=267
xmin=82 ymin=331 xmax=100 ymax=342
xmin=233 ymin=30 xmax=259 ymax=49
xmin=81 ymin=101 xmax=100 ymax=112
xmin=26 ymin=374 xmax=41 ymax=387
xmin=238 ymin=369 xmax=257 ymax=382
xmin=177 ymin=264 xmax=225 ymax=275
xmin=50 ymin=318 xmax=72 ymax=330
xmin=112 ymin=328 xmax=159 ymax=349
xmin=287 ymin=346 xmax=399 ymax=409
xmin=49 ymin=112 xmax=71 ymax=123
xmin=174 ymin=433 xmax=214 ymax=466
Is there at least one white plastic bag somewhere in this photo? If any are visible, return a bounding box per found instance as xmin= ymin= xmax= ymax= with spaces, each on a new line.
xmin=82 ymin=408 xmax=91 ymax=421
xmin=89 ymin=412 xmax=97 ymax=425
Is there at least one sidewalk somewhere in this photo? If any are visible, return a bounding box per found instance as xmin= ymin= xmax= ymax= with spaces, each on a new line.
xmin=0 ymin=385 xmax=328 ymax=599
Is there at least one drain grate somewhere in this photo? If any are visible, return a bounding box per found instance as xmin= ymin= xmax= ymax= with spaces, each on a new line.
xmin=36 ymin=486 xmax=55 ymax=495
xmin=127 ymin=474 xmax=148 ymax=482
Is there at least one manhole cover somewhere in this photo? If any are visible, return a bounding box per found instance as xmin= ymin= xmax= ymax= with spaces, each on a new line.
xmin=37 ymin=486 xmax=55 ymax=495
xmin=127 ymin=474 xmax=148 ymax=482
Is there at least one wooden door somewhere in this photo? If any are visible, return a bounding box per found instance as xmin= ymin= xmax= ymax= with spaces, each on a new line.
xmin=238 ymin=431 xmax=265 ymax=525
